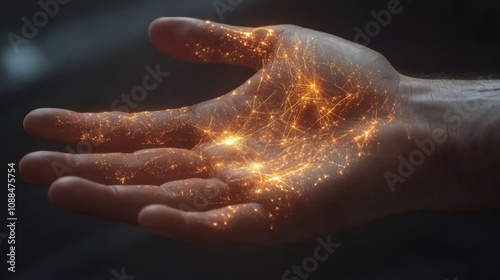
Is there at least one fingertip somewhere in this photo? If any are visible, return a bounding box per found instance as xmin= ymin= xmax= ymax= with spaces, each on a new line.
xmin=19 ymin=152 xmax=34 ymax=183
xmin=19 ymin=151 xmax=58 ymax=186
xmin=148 ymin=17 xmax=166 ymax=44
xmin=140 ymin=205 xmax=192 ymax=238
xmin=49 ymin=176 xmax=113 ymax=214
xmin=23 ymin=108 xmax=79 ymax=139
xmin=139 ymin=205 xmax=177 ymax=228
xmin=138 ymin=204 xmax=157 ymax=227
xmin=149 ymin=17 xmax=202 ymax=52
xmin=48 ymin=176 xmax=84 ymax=208
xmin=24 ymin=108 xmax=49 ymax=134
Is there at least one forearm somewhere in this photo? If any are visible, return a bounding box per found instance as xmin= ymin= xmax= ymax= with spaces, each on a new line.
xmin=400 ymin=75 xmax=500 ymax=211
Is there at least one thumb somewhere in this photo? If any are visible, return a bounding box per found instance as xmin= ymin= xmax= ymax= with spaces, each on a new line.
xmin=148 ymin=17 xmax=278 ymax=70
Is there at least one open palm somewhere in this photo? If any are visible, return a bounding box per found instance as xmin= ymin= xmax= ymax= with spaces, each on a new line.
xmin=21 ymin=18 xmax=405 ymax=245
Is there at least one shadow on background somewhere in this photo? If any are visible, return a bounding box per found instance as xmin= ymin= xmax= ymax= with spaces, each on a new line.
xmin=1 ymin=0 xmax=499 ymax=279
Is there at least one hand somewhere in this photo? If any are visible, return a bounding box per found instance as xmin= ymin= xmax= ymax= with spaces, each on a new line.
xmin=21 ymin=17 xmax=414 ymax=245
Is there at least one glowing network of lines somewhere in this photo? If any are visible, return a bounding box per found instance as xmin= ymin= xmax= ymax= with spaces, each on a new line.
xmin=55 ymin=21 xmax=396 ymax=229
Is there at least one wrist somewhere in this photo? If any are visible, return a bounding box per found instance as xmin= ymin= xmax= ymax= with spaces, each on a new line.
xmin=396 ymin=75 xmax=500 ymax=211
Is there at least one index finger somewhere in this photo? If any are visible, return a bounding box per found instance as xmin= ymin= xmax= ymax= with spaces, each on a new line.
xmin=23 ymin=107 xmax=201 ymax=152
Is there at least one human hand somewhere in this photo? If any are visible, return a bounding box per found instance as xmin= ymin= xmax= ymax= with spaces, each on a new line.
xmin=21 ymin=18 xmax=418 ymax=245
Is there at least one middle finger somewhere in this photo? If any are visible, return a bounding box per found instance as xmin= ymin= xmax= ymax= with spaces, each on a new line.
xmin=20 ymin=148 xmax=208 ymax=186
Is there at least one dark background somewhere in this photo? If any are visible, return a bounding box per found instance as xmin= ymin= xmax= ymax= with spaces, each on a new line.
xmin=1 ymin=0 xmax=500 ymax=279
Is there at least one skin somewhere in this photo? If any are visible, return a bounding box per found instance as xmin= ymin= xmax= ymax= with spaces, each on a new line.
xmin=20 ymin=18 xmax=500 ymax=245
